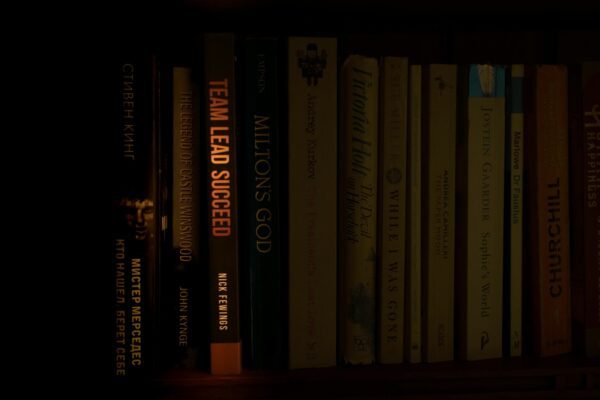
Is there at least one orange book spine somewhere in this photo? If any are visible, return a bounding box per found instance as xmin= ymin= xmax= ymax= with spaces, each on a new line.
xmin=525 ymin=65 xmax=571 ymax=357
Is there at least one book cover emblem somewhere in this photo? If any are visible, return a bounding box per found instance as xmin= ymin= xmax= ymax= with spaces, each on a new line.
xmin=297 ymin=43 xmax=327 ymax=86
xmin=433 ymin=75 xmax=453 ymax=95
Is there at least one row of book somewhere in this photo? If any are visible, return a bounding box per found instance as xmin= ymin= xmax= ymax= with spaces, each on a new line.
xmin=110 ymin=33 xmax=600 ymax=378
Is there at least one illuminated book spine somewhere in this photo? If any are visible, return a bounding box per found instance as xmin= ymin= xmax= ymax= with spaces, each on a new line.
xmin=406 ymin=65 xmax=422 ymax=363
xmin=288 ymin=37 xmax=337 ymax=369
xmin=377 ymin=56 xmax=407 ymax=364
xmin=340 ymin=54 xmax=379 ymax=365
xmin=242 ymin=37 xmax=283 ymax=369
xmin=422 ymin=64 xmax=456 ymax=363
xmin=205 ymin=33 xmax=241 ymax=374
xmin=111 ymin=50 xmax=159 ymax=380
xmin=456 ymin=64 xmax=505 ymax=361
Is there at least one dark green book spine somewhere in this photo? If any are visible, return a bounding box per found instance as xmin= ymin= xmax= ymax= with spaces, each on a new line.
xmin=242 ymin=38 xmax=283 ymax=369
xmin=205 ymin=33 xmax=241 ymax=374
xmin=111 ymin=50 xmax=159 ymax=381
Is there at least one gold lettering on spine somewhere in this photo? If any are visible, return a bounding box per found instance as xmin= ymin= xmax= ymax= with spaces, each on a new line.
xmin=254 ymin=113 xmax=273 ymax=253
xmin=114 ymin=239 xmax=127 ymax=376
xmin=209 ymin=79 xmax=232 ymax=237
xmin=178 ymin=287 xmax=189 ymax=346
xmin=178 ymin=89 xmax=194 ymax=262
xmin=218 ymin=273 xmax=229 ymax=331
xmin=130 ymin=258 xmax=143 ymax=367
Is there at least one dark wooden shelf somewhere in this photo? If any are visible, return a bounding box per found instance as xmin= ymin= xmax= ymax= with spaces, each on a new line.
xmin=156 ymin=356 xmax=600 ymax=399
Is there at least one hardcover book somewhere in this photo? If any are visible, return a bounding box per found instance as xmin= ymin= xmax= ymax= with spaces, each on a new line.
xmin=204 ymin=33 xmax=241 ymax=374
xmin=168 ymin=66 xmax=204 ymax=368
xmin=288 ymin=37 xmax=338 ymax=369
xmin=242 ymin=37 xmax=284 ymax=369
xmin=524 ymin=65 xmax=572 ymax=357
xmin=569 ymin=62 xmax=600 ymax=358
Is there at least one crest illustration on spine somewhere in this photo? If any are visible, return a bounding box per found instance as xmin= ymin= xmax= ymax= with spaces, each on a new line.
xmin=297 ymin=43 xmax=327 ymax=86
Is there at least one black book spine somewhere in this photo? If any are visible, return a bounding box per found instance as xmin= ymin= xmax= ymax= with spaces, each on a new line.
xmin=205 ymin=33 xmax=241 ymax=374
xmin=167 ymin=65 xmax=205 ymax=368
xmin=111 ymin=51 xmax=159 ymax=380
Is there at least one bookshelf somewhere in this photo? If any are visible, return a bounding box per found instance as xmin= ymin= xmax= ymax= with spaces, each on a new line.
xmin=108 ymin=0 xmax=600 ymax=398
xmin=157 ymin=355 xmax=600 ymax=399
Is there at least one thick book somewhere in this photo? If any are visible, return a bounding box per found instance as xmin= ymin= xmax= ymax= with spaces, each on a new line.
xmin=504 ymin=65 xmax=524 ymax=357
xmin=524 ymin=65 xmax=571 ymax=357
xmin=456 ymin=64 xmax=505 ymax=361
xmin=406 ymin=64 xmax=422 ymax=363
xmin=340 ymin=54 xmax=379 ymax=365
xmin=422 ymin=64 xmax=456 ymax=363
xmin=111 ymin=51 xmax=159 ymax=380
xmin=288 ymin=37 xmax=338 ymax=369
xmin=167 ymin=66 xmax=204 ymax=368
xmin=569 ymin=62 xmax=600 ymax=358
xmin=204 ymin=33 xmax=241 ymax=374
xmin=242 ymin=37 xmax=284 ymax=369
xmin=377 ymin=56 xmax=408 ymax=364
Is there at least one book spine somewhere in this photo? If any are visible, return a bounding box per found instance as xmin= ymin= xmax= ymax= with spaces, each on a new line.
xmin=204 ymin=33 xmax=241 ymax=374
xmin=406 ymin=64 xmax=422 ymax=363
xmin=570 ymin=62 xmax=600 ymax=357
xmin=377 ymin=57 xmax=408 ymax=364
xmin=169 ymin=66 xmax=203 ymax=368
xmin=525 ymin=65 xmax=571 ymax=357
xmin=288 ymin=37 xmax=338 ymax=369
xmin=508 ymin=65 xmax=524 ymax=357
xmin=458 ymin=65 xmax=505 ymax=360
xmin=242 ymin=38 xmax=284 ymax=369
xmin=111 ymin=52 xmax=159 ymax=380
xmin=340 ymin=54 xmax=379 ymax=365
xmin=422 ymin=64 xmax=456 ymax=363
xmin=581 ymin=63 xmax=600 ymax=357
